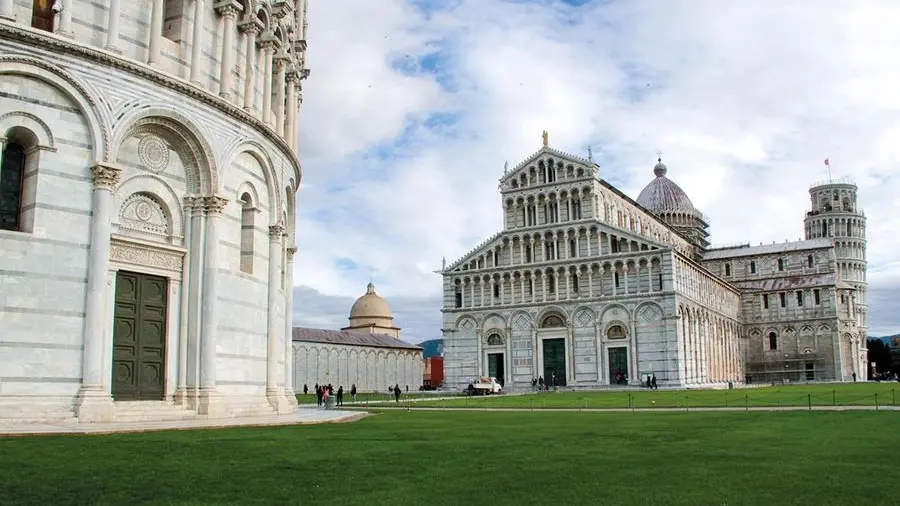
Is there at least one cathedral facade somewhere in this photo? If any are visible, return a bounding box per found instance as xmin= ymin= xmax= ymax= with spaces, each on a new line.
xmin=440 ymin=136 xmax=867 ymax=390
xmin=0 ymin=1 xmax=308 ymax=422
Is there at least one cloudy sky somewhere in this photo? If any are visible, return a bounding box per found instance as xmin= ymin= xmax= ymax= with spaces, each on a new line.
xmin=292 ymin=0 xmax=900 ymax=342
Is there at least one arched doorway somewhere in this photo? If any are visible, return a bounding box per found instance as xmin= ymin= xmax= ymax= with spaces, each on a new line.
xmin=539 ymin=314 xmax=566 ymax=387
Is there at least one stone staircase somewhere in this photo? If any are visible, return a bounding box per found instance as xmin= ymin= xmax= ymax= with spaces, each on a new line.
xmin=113 ymin=401 xmax=199 ymax=422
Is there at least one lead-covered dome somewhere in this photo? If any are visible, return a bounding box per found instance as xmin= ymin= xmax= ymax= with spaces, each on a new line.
xmin=349 ymin=282 xmax=392 ymax=320
xmin=636 ymin=159 xmax=698 ymax=214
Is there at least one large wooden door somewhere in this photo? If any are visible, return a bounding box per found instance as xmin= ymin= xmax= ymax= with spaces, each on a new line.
xmin=31 ymin=0 xmax=54 ymax=32
xmin=488 ymin=353 xmax=504 ymax=386
xmin=608 ymin=347 xmax=628 ymax=384
xmin=112 ymin=271 xmax=168 ymax=401
xmin=542 ymin=338 xmax=566 ymax=387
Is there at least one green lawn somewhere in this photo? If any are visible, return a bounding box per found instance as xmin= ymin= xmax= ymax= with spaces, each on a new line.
xmin=1 ymin=410 xmax=898 ymax=505
xmin=399 ymin=382 xmax=899 ymax=410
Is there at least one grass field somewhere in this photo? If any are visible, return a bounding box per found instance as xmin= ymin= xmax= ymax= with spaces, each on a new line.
xmin=388 ymin=382 xmax=899 ymax=410
xmin=1 ymin=410 xmax=897 ymax=505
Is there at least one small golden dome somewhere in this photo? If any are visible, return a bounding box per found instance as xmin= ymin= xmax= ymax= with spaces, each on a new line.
xmin=348 ymin=282 xmax=392 ymax=320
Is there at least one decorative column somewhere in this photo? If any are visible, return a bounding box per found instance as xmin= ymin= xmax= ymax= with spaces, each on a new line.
xmin=198 ymin=195 xmax=228 ymax=416
xmin=284 ymin=70 xmax=298 ymax=149
xmin=186 ymin=196 xmax=205 ymax=408
xmin=58 ymin=0 xmax=74 ymax=36
xmin=74 ymin=163 xmax=122 ymax=422
xmin=104 ymin=0 xmax=122 ymax=52
xmin=283 ymin=245 xmax=298 ymax=407
xmin=147 ymin=0 xmax=164 ymax=65
xmin=189 ymin=0 xmax=206 ymax=84
xmin=273 ymin=54 xmax=288 ymax=136
xmin=215 ymin=1 xmax=243 ymax=101
xmin=266 ymin=222 xmax=290 ymax=412
xmin=0 ymin=0 xmax=15 ymax=21
xmin=174 ymin=196 xmax=196 ymax=405
xmin=259 ymin=37 xmax=277 ymax=125
xmin=240 ymin=18 xmax=262 ymax=111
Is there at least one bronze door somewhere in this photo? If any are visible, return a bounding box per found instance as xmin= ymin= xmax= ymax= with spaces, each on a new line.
xmin=112 ymin=271 xmax=168 ymax=401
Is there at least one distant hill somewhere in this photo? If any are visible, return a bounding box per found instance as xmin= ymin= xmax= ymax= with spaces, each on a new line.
xmin=419 ymin=339 xmax=443 ymax=358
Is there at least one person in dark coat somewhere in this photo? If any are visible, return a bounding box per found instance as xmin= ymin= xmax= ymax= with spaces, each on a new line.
xmin=394 ymin=384 xmax=401 ymax=402
xmin=315 ymin=385 xmax=322 ymax=406
xmin=303 ymin=384 xmax=308 ymax=396
xmin=337 ymin=386 xmax=344 ymax=406
xmin=350 ymin=384 xmax=357 ymax=401
xmin=651 ymin=374 xmax=658 ymax=390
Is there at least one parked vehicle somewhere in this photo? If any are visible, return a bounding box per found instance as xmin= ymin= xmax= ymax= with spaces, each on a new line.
xmin=465 ymin=377 xmax=503 ymax=396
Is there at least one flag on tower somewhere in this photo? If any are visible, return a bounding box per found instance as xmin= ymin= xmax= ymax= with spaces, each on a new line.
xmin=824 ymin=158 xmax=830 ymax=166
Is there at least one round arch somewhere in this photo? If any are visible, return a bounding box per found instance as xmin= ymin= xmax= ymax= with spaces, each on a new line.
xmin=221 ymin=139 xmax=282 ymax=220
xmin=0 ymin=55 xmax=108 ymax=162
xmin=111 ymin=108 xmax=219 ymax=195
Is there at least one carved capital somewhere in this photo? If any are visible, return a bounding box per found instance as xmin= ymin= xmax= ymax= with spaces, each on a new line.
xmin=259 ymin=33 xmax=280 ymax=50
xmin=286 ymin=246 xmax=298 ymax=259
xmin=91 ymin=163 xmax=122 ymax=190
xmin=214 ymin=0 xmax=243 ymax=19
xmin=203 ymin=195 xmax=229 ymax=216
xmin=239 ymin=17 xmax=263 ymax=36
xmin=285 ymin=69 xmax=299 ymax=83
xmin=269 ymin=223 xmax=285 ymax=240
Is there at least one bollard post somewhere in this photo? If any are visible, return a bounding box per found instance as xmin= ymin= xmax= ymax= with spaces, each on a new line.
xmin=832 ymin=390 xmax=836 ymax=407
xmin=531 ymin=399 xmax=534 ymax=412
xmin=808 ymin=393 xmax=812 ymax=411
xmin=745 ymin=394 xmax=749 ymax=412
xmin=892 ymin=389 xmax=895 ymax=406
xmin=875 ymin=393 xmax=878 ymax=410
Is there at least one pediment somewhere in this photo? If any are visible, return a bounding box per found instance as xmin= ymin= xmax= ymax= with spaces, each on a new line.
xmin=499 ymin=147 xmax=598 ymax=192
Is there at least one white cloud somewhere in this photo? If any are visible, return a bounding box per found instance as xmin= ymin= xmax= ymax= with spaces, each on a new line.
xmin=294 ymin=0 xmax=900 ymax=340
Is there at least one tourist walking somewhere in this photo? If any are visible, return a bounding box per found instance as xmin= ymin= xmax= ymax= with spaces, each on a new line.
xmin=651 ymin=374 xmax=658 ymax=390
xmin=394 ymin=384 xmax=401 ymax=403
xmin=337 ymin=386 xmax=344 ymax=406
xmin=350 ymin=383 xmax=357 ymax=401
xmin=303 ymin=384 xmax=308 ymax=396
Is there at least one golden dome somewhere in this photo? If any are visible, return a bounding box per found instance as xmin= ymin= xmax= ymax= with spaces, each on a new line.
xmin=348 ymin=282 xmax=392 ymax=321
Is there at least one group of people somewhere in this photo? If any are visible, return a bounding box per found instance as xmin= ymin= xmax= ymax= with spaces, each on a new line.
xmin=530 ymin=375 xmax=558 ymax=391
xmin=303 ymin=383 xmax=358 ymax=409
xmin=644 ymin=374 xmax=658 ymax=390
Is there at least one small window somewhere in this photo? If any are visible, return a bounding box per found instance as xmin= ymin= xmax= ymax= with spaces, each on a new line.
xmin=569 ymin=239 xmax=577 ymax=258
xmin=454 ymin=290 xmax=462 ymax=308
xmin=821 ymin=222 xmax=828 ymax=236
xmin=493 ymin=283 xmax=500 ymax=298
xmin=239 ymin=193 xmax=255 ymax=274
xmin=31 ymin=0 xmax=54 ymax=31
xmin=840 ymin=293 xmax=846 ymax=304
xmin=0 ymin=142 xmax=26 ymax=231
xmin=796 ymin=291 xmax=803 ymax=306
xmin=768 ymin=332 xmax=777 ymax=350
xmin=526 ymin=279 xmax=533 ymax=296
xmin=777 ymin=258 xmax=784 ymax=271
xmin=846 ymin=222 xmax=851 ymax=236
xmin=614 ymin=272 xmax=620 ymax=288
xmin=547 ymin=274 xmax=555 ymax=294
xmin=807 ymin=254 xmax=813 ymax=268
xmin=750 ymin=261 xmax=756 ymax=274
xmin=779 ymin=292 xmax=786 ymax=308
xmin=525 ymin=244 xmax=532 ymax=263
xmin=571 ymin=273 xmax=579 ymax=293
xmin=762 ymin=294 xmax=769 ymax=309
xmin=724 ymin=263 xmax=731 ymax=276
xmin=814 ymin=289 xmax=821 ymax=305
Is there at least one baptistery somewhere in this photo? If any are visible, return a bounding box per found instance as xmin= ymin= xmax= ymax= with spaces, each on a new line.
xmin=0 ymin=0 xmax=309 ymax=422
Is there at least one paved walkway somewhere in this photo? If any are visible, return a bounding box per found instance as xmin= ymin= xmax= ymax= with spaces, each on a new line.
xmin=0 ymin=407 xmax=368 ymax=436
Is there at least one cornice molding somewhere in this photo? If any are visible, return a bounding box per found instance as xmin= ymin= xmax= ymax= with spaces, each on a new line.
xmin=0 ymin=21 xmax=302 ymax=190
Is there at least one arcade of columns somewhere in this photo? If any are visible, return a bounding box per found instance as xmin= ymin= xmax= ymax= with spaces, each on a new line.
xmin=673 ymin=254 xmax=743 ymax=384
xmin=83 ymin=0 xmax=307 ymax=150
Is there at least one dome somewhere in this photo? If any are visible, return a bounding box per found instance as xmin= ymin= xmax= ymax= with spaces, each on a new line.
xmin=348 ymin=282 xmax=392 ymax=320
xmin=635 ymin=159 xmax=698 ymax=215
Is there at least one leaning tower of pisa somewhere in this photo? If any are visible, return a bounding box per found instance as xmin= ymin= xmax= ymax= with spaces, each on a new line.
xmin=803 ymin=177 xmax=868 ymax=379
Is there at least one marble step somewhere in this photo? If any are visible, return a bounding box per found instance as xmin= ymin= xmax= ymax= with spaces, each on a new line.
xmin=113 ymin=401 xmax=198 ymax=422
